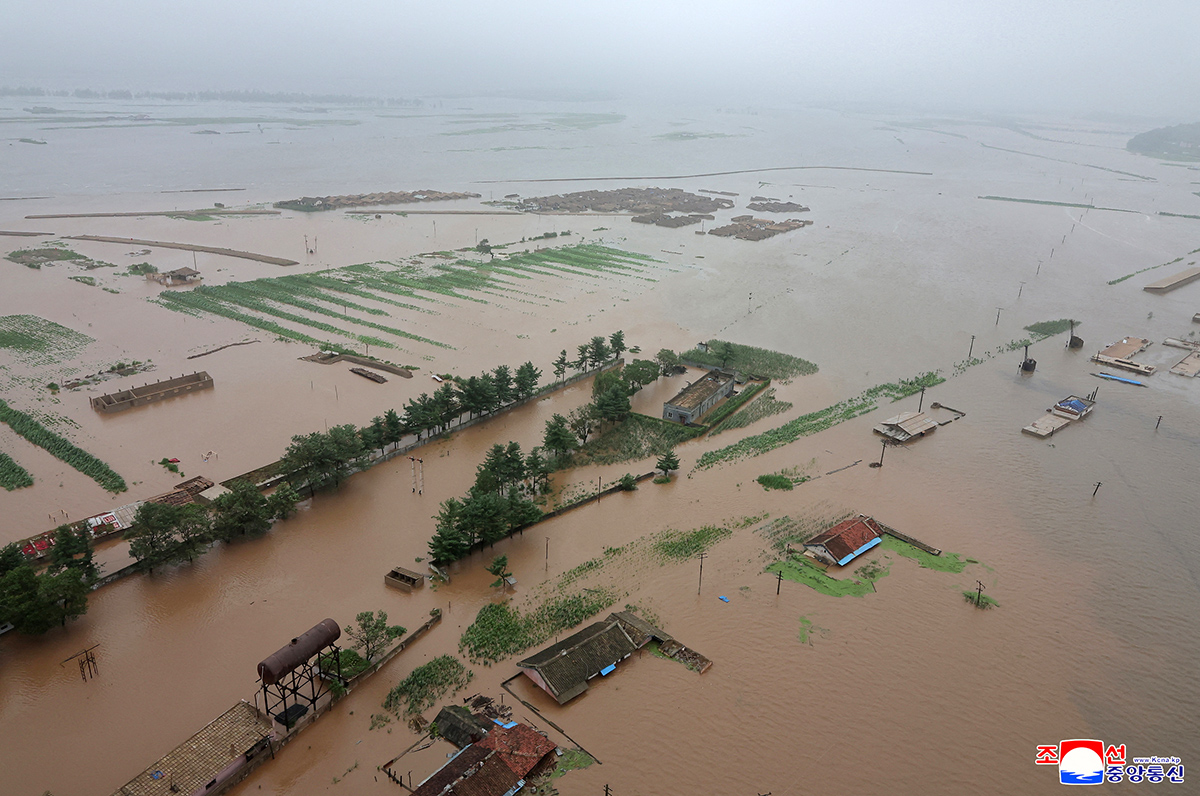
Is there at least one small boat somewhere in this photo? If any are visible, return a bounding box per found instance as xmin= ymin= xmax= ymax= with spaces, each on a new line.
xmin=1091 ymin=372 xmax=1147 ymax=387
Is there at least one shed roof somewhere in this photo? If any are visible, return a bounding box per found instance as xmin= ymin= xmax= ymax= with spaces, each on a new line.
xmin=608 ymin=611 xmax=672 ymax=647
xmin=168 ymin=267 xmax=200 ymax=277
xmin=477 ymin=723 xmax=557 ymax=777
xmin=804 ymin=516 xmax=883 ymax=564
xmin=886 ymin=411 xmax=938 ymax=436
xmin=434 ymin=705 xmax=491 ymax=749
xmin=516 ymin=620 xmax=637 ymax=704
xmin=664 ymin=371 xmax=734 ymax=413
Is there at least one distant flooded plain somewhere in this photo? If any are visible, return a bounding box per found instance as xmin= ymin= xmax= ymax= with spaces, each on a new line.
xmin=0 ymin=100 xmax=1197 ymax=795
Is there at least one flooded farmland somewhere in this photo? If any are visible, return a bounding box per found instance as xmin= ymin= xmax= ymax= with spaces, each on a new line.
xmin=1 ymin=99 xmax=1198 ymax=795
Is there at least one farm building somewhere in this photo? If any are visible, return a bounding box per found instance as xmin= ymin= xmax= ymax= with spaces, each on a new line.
xmin=803 ymin=515 xmax=884 ymax=567
xmin=516 ymin=619 xmax=639 ymax=705
xmin=662 ymin=370 xmax=736 ymax=424
xmin=873 ymin=411 xmax=937 ymax=442
xmin=410 ymin=744 xmax=521 ymax=796
xmin=477 ymin=723 xmax=558 ymax=778
xmin=433 ymin=705 xmax=492 ymax=749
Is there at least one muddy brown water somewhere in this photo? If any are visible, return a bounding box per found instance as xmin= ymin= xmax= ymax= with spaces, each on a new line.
xmin=1 ymin=102 xmax=1198 ymax=795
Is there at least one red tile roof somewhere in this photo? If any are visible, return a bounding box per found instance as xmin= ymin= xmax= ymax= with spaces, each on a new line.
xmin=411 ymin=746 xmax=521 ymax=796
xmin=805 ymin=516 xmax=883 ymax=563
xmin=477 ymin=724 xmax=557 ymax=777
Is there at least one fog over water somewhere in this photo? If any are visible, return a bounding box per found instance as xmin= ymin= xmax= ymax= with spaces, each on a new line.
xmin=1 ymin=4 xmax=1199 ymax=796
xmin=4 ymin=0 xmax=1200 ymax=116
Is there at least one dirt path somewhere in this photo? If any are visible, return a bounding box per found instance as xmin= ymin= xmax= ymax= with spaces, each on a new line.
xmin=61 ymin=234 xmax=299 ymax=265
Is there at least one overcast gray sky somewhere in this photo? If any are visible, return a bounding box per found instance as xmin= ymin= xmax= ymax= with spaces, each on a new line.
xmin=3 ymin=0 xmax=1196 ymax=116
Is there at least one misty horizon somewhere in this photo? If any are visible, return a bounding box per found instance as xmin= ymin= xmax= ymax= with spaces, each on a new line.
xmin=3 ymin=0 xmax=1198 ymax=120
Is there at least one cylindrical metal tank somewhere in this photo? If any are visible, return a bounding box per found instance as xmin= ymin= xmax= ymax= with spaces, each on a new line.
xmin=257 ymin=618 xmax=340 ymax=685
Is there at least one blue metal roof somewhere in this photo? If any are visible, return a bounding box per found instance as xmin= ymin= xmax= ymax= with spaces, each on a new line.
xmin=836 ymin=535 xmax=882 ymax=566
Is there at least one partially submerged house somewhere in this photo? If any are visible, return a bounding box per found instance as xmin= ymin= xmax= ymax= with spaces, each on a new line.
xmin=662 ymin=369 xmax=736 ymax=424
xmin=434 ymin=705 xmax=492 ymax=749
xmin=803 ymin=515 xmax=884 ymax=567
xmin=873 ymin=411 xmax=937 ymax=442
xmin=477 ymin=723 xmax=557 ymax=779
xmin=516 ymin=619 xmax=638 ymax=705
xmin=411 ymin=745 xmax=522 ymax=796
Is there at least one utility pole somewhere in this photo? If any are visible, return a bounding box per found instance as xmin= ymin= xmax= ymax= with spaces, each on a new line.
xmin=776 ymin=569 xmax=783 ymax=595
xmin=995 ymin=307 xmax=1003 ymax=326
xmin=545 ymin=537 xmax=550 ymax=571
xmin=1156 ymin=415 xmax=1162 ymax=430
xmin=418 ymin=458 xmax=424 ymax=495
xmin=409 ymin=456 xmax=417 ymax=493
xmin=918 ymin=386 xmax=925 ymax=413
xmin=1018 ymin=281 xmax=1026 ymax=299
xmin=968 ymin=334 xmax=975 ymax=359
xmin=697 ymin=552 xmax=707 ymax=595
xmin=974 ymin=580 xmax=985 ymax=608
xmin=876 ymin=438 xmax=887 ymax=467
xmin=1092 ymin=481 xmax=1102 ymax=497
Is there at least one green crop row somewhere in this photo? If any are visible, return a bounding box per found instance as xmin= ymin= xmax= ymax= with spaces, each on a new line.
xmin=710 ymin=387 xmax=792 ymax=435
xmin=458 ymin=588 xmax=617 ymax=665
xmin=382 ymin=655 xmax=473 ymax=715
xmin=683 ymin=340 xmax=818 ymax=381
xmin=1024 ymin=318 xmax=1079 ymax=338
xmin=700 ymin=381 xmax=767 ymax=429
xmin=0 ymin=398 xmax=126 ymax=492
xmin=695 ymin=372 xmax=944 ymax=470
xmin=0 ymin=449 xmax=34 ymax=490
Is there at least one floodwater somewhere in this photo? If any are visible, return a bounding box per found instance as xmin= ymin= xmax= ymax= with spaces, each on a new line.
xmin=1 ymin=99 xmax=1198 ymax=795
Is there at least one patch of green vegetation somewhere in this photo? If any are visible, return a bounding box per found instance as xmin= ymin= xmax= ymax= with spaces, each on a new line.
xmin=68 ymin=275 xmax=97 ymax=287
xmin=0 ymin=315 xmax=94 ymax=366
xmin=1024 ymin=319 xmax=1078 ymax=338
xmin=0 ymin=449 xmax=34 ymax=490
xmin=1108 ymin=247 xmax=1200 ymax=285
xmin=756 ymin=473 xmax=794 ymax=491
xmin=1159 ymin=211 xmax=1200 ymax=220
xmin=683 ymin=341 xmax=817 ymax=381
xmin=755 ymin=513 xmax=849 ymax=555
xmin=963 ymin=591 xmax=1000 ymax=609
xmin=878 ymin=535 xmax=967 ymax=573
xmin=0 ymin=398 xmax=126 ymax=492
xmin=6 ymin=247 xmax=85 ymax=268
xmin=695 ymin=372 xmax=943 ymax=469
xmin=567 ymin=412 xmax=701 ymax=468
xmin=710 ymin=387 xmax=792 ymax=435
xmin=701 ymin=381 xmax=766 ymax=428
xmin=125 ymin=262 xmax=158 ymax=275
xmin=766 ymin=558 xmax=879 ymax=597
xmin=319 ymin=648 xmax=371 ymax=680
xmin=458 ymin=589 xmax=617 ymax=665
xmin=382 ymin=655 xmax=473 ymax=715
xmin=652 ymin=523 xmax=733 ymax=561
xmin=18 ymin=138 xmax=47 ymax=145
xmin=546 ymin=112 xmax=625 ymax=130
xmin=158 ymin=457 xmax=180 ymax=474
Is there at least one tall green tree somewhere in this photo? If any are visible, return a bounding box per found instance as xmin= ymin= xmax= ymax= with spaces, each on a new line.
xmin=656 ymin=348 xmax=683 ymax=376
xmin=486 ymin=555 xmax=512 ymax=589
xmin=595 ymin=386 xmax=631 ymax=425
xmin=609 ymin=330 xmax=626 ymax=358
xmin=514 ymin=361 xmax=541 ymax=399
xmin=267 ymin=483 xmax=302 ymax=521
xmin=624 ymin=359 xmax=661 ymax=391
xmin=49 ymin=524 xmax=97 ymax=583
xmin=524 ymin=447 xmax=551 ymax=494
xmin=656 ymin=450 xmax=681 ymax=475
xmin=383 ymin=408 xmax=405 ymax=450
xmin=429 ymin=498 xmax=471 ymax=562
xmin=587 ymin=336 xmax=612 ymax=368
xmin=127 ymin=502 xmax=212 ymax=571
xmin=543 ymin=414 xmax=577 ymax=460
xmin=492 ymin=365 xmax=514 ymax=405
xmin=211 ymin=479 xmax=271 ymax=542
xmin=368 ymin=415 xmax=388 ymax=455
xmin=345 ymin=610 xmax=406 ymax=660
xmin=328 ymin=423 xmax=368 ymax=478
xmin=433 ymin=382 xmax=460 ymax=431
xmin=553 ymin=350 xmax=570 ymax=381
xmin=576 ymin=343 xmax=591 ymax=372
xmin=567 ymin=404 xmax=597 ymax=445
xmin=478 ymin=372 xmax=499 ymax=414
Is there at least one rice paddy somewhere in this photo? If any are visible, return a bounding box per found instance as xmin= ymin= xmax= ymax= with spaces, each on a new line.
xmin=0 ymin=398 xmax=126 ymax=492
